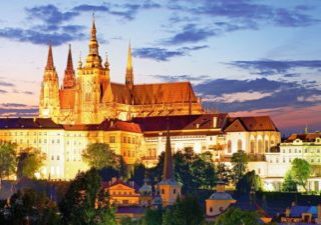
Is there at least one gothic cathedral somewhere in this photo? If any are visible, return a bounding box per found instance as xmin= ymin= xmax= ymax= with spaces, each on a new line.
xmin=39 ymin=18 xmax=203 ymax=124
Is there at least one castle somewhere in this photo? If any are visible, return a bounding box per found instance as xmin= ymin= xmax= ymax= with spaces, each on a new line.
xmin=39 ymin=18 xmax=203 ymax=125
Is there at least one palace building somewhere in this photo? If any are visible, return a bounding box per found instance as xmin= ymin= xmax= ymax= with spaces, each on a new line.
xmin=0 ymin=18 xmax=283 ymax=181
xmin=39 ymin=18 xmax=203 ymax=125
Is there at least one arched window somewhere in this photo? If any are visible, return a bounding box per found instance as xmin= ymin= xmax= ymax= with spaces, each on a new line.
xmin=237 ymin=139 xmax=242 ymax=150
xmin=258 ymin=140 xmax=263 ymax=153
xmin=227 ymin=140 xmax=232 ymax=153
xmin=250 ymin=140 xmax=255 ymax=153
xmin=265 ymin=140 xmax=269 ymax=152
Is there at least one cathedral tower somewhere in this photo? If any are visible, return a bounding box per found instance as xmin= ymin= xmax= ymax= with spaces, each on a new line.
xmin=39 ymin=45 xmax=60 ymax=120
xmin=158 ymin=120 xmax=182 ymax=207
xmin=76 ymin=16 xmax=111 ymax=124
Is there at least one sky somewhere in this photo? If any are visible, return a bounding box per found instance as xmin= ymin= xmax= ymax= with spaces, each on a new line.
xmin=0 ymin=0 xmax=321 ymax=135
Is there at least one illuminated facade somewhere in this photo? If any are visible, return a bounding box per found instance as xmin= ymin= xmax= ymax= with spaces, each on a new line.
xmin=39 ymin=18 xmax=203 ymax=125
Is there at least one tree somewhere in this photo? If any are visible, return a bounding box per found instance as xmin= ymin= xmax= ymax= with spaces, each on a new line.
xmin=82 ymin=143 xmax=121 ymax=170
xmin=289 ymin=158 xmax=312 ymax=192
xmin=17 ymin=148 xmax=45 ymax=179
xmin=216 ymin=163 xmax=233 ymax=184
xmin=150 ymin=149 xmax=217 ymax=192
xmin=59 ymin=168 xmax=116 ymax=225
xmin=4 ymin=188 xmax=61 ymax=225
xmin=142 ymin=208 xmax=163 ymax=225
xmin=162 ymin=196 xmax=204 ymax=225
xmin=236 ymin=170 xmax=262 ymax=195
xmin=214 ymin=207 xmax=259 ymax=225
xmin=282 ymin=171 xmax=297 ymax=192
xmin=0 ymin=142 xmax=17 ymax=187
xmin=231 ymin=150 xmax=248 ymax=183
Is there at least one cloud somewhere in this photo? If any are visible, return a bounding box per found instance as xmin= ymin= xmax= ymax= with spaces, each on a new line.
xmin=163 ymin=24 xmax=216 ymax=45
xmin=229 ymin=60 xmax=321 ymax=76
xmin=72 ymin=4 xmax=109 ymax=12
xmin=0 ymin=103 xmax=38 ymax=117
xmin=194 ymin=78 xmax=321 ymax=112
xmin=203 ymin=91 xmax=273 ymax=103
xmin=151 ymin=74 xmax=209 ymax=83
xmin=26 ymin=4 xmax=78 ymax=25
xmin=0 ymin=27 xmax=85 ymax=46
xmin=133 ymin=45 xmax=208 ymax=61
xmin=0 ymin=81 xmax=15 ymax=87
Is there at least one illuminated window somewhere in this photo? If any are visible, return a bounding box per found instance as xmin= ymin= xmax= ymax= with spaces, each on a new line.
xmin=227 ymin=140 xmax=232 ymax=153
xmin=57 ymin=155 xmax=60 ymax=160
xmin=250 ymin=140 xmax=255 ymax=153
xmin=237 ymin=140 xmax=242 ymax=150
xmin=110 ymin=136 xmax=115 ymax=143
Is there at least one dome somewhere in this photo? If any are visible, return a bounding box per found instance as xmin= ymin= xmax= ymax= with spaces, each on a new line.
xmin=139 ymin=183 xmax=152 ymax=194
xmin=209 ymin=192 xmax=234 ymax=200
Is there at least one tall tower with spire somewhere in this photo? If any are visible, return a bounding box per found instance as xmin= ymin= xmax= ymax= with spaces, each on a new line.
xmin=76 ymin=15 xmax=111 ymax=124
xmin=157 ymin=118 xmax=182 ymax=207
xmin=39 ymin=45 xmax=60 ymax=119
xmin=125 ymin=43 xmax=134 ymax=90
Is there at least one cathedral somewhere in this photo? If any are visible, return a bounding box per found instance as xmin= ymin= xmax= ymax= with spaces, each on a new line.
xmin=39 ymin=18 xmax=203 ymax=125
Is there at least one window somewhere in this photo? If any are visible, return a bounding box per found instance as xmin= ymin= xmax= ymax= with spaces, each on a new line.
xmin=110 ymin=136 xmax=115 ymax=143
xmin=258 ymin=140 xmax=263 ymax=153
xmin=57 ymin=155 xmax=60 ymax=160
xmin=173 ymin=189 xmax=176 ymax=194
xmin=227 ymin=140 xmax=232 ymax=153
xmin=250 ymin=140 xmax=255 ymax=153
xmin=51 ymin=155 xmax=54 ymax=160
xmin=161 ymin=189 xmax=165 ymax=194
xmin=237 ymin=140 xmax=242 ymax=150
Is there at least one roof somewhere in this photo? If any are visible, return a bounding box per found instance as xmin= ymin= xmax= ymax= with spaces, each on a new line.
xmin=0 ymin=117 xmax=141 ymax=133
xmin=109 ymin=82 xmax=198 ymax=105
xmin=102 ymin=179 xmax=140 ymax=191
xmin=224 ymin=116 xmax=279 ymax=132
xmin=132 ymin=114 xmax=226 ymax=132
xmin=0 ymin=118 xmax=62 ymax=129
xmin=286 ymin=133 xmax=321 ymax=142
xmin=132 ymin=82 xmax=197 ymax=105
xmin=209 ymin=192 xmax=234 ymax=200
xmin=289 ymin=206 xmax=317 ymax=218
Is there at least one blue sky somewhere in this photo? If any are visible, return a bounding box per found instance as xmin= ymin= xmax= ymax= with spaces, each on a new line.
xmin=0 ymin=0 xmax=321 ymax=134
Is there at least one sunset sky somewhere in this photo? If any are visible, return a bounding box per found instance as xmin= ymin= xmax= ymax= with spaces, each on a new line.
xmin=0 ymin=0 xmax=321 ymax=134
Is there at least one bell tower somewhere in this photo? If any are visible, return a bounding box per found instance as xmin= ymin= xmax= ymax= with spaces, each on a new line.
xmin=158 ymin=119 xmax=182 ymax=207
xmin=39 ymin=45 xmax=60 ymax=121
xmin=76 ymin=15 xmax=110 ymax=124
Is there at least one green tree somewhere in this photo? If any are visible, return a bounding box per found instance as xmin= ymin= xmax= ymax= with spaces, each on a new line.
xmin=216 ymin=163 xmax=233 ymax=183
xmin=82 ymin=143 xmax=121 ymax=170
xmin=231 ymin=150 xmax=248 ymax=183
xmin=151 ymin=149 xmax=216 ymax=192
xmin=236 ymin=170 xmax=262 ymax=194
xmin=162 ymin=196 xmax=204 ymax=225
xmin=142 ymin=208 xmax=163 ymax=225
xmin=59 ymin=168 xmax=116 ymax=225
xmin=282 ymin=171 xmax=297 ymax=192
xmin=289 ymin=158 xmax=312 ymax=192
xmin=0 ymin=142 xmax=17 ymax=187
xmin=214 ymin=207 xmax=259 ymax=225
xmin=5 ymin=188 xmax=61 ymax=225
xmin=17 ymin=148 xmax=45 ymax=179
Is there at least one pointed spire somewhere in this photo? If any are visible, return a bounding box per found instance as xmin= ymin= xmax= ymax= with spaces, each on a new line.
xmin=127 ymin=42 xmax=133 ymax=70
xmin=125 ymin=42 xmax=134 ymax=88
xmin=66 ymin=44 xmax=74 ymax=72
xmin=63 ymin=44 xmax=75 ymax=89
xmin=163 ymin=118 xmax=174 ymax=180
xmin=104 ymin=52 xmax=110 ymax=70
xmin=85 ymin=14 xmax=102 ymax=68
xmin=46 ymin=44 xmax=55 ymax=70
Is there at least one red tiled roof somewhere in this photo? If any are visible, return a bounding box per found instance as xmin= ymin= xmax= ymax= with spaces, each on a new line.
xmin=132 ymin=113 xmax=227 ymax=132
xmin=224 ymin=116 xmax=279 ymax=132
xmin=286 ymin=133 xmax=321 ymax=142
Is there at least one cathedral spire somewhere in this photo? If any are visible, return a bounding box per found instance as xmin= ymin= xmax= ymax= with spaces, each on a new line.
xmin=46 ymin=44 xmax=55 ymax=70
xmin=163 ymin=118 xmax=174 ymax=180
xmin=86 ymin=13 xmax=102 ymax=68
xmin=125 ymin=42 xmax=134 ymax=89
xmin=63 ymin=44 xmax=75 ymax=89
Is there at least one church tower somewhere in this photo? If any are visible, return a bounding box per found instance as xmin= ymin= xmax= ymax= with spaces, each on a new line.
xmin=76 ymin=15 xmax=111 ymax=124
xmin=125 ymin=43 xmax=134 ymax=90
xmin=39 ymin=45 xmax=60 ymax=120
xmin=158 ymin=120 xmax=182 ymax=207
